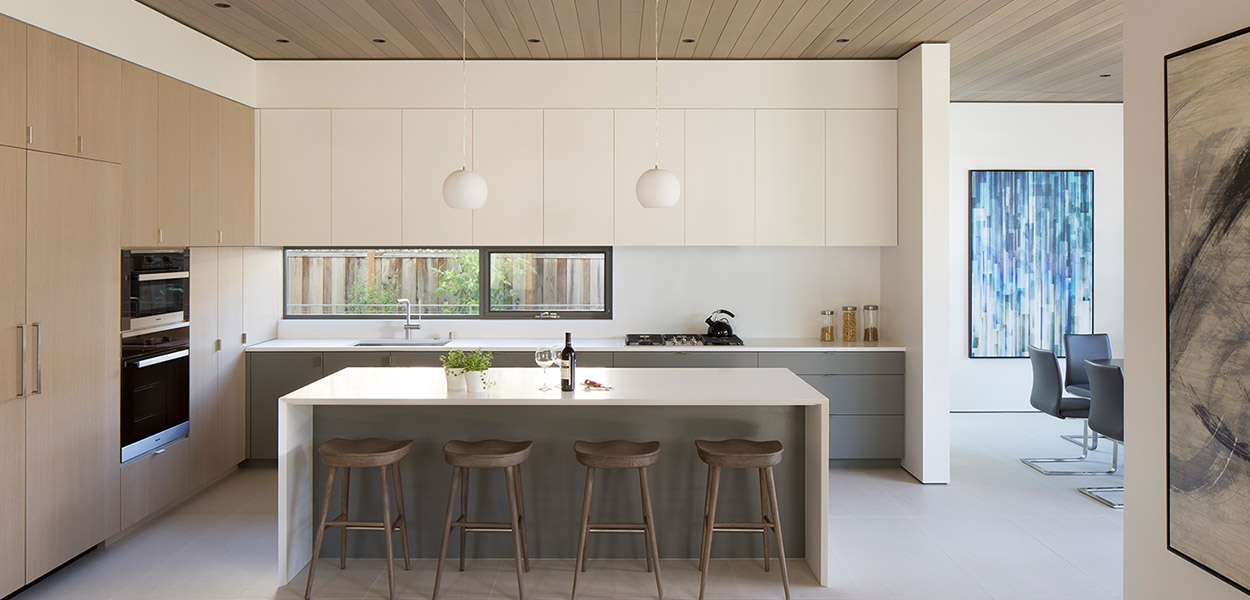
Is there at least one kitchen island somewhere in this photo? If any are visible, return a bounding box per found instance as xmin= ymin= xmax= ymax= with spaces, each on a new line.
xmin=277 ymin=366 xmax=829 ymax=586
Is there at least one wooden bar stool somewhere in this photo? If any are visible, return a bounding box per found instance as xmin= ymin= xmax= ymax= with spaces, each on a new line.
xmin=695 ymin=439 xmax=789 ymax=600
xmin=305 ymin=437 xmax=412 ymax=600
xmin=571 ymin=440 xmax=663 ymax=600
xmin=433 ymin=439 xmax=533 ymax=600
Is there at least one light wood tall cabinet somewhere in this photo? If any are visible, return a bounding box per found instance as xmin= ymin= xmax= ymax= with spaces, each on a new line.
xmin=260 ymin=109 xmax=331 ymax=246
xmin=157 ymin=75 xmax=190 ymax=246
xmin=543 ymin=109 xmax=613 ymax=245
xmin=0 ymin=147 xmax=26 ymax=598
xmin=614 ymin=109 xmax=685 ymax=246
xmin=471 ymin=109 xmax=544 ymax=245
xmin=218 ymin=98 xmax=255 ymax=246
xmin=188 ymin=87 xmax=220 ymax=247
xmin=76 ymin=46 xmax=121 ymax=163
xmin=331 ymin=109 xmax=402 ymax=246
xmin=756 ymin=110 xmax=826 ymax=246
xmin=0 ymin=16 xmax=26 ymax=149
xmin=402 ymin=110 xmax=473 ymax=245
xmin=685 ymin=110 xmax=756 ymax=246
xmin=24 ymin=152 xmax=120 ymax=583
xmin=827 ymin=109 xmax=897 ymax=246
xmin=120 ymin=63 xmax=159 ymax=247
xmin=25 ymin=27 xmax=77 ymax=156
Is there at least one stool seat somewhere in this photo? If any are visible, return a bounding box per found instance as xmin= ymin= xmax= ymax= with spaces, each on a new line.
xmin=443 ymin=439 xmax=533 ymax=468
xmin=319 ymin=438 xmax=413 ymax=468
xmin=695 ymin=439 xmax=783 ymax=468
xmin=574 ymin=440 xmax=660 ymax=469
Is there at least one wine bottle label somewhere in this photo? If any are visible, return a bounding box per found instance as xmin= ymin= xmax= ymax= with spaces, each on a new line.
xmin=561 ymin=360 xmax=571 ymax=380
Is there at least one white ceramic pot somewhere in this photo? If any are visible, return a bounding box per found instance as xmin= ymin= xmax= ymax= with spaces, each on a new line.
xmin=445 ymin=370 xmax=466 ymax=392
xmin=464 ymin=370 xmax=487 ymax=393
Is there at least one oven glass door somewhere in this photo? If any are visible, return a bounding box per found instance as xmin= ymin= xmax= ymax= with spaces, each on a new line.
xmin=128 ymin=274 xmax=187 ymax=320
xmin=121 ymin=351 xmax=189 ymax=454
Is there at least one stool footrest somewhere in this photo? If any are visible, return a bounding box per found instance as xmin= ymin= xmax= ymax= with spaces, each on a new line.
xmin=588 ymin=527 xmax=646 ymax=534
xmin=712 ymin=520 xmax=775 ymax=532
xmin=451 ymin=521 xmax=514 ymax=530
xmin=326 ymin=518 xmax=406 ymax=531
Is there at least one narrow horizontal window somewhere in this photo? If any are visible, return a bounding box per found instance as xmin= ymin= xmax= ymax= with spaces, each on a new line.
xmin=485 ymin=249 xmax=612 ymax=318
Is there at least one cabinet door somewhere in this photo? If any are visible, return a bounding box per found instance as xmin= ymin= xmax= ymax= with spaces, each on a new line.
xmin=611 ymin=352 xmax=759 ymax=368
xmin=402 ymin=109 xmax=472 ymax=245
xmin=247 ymin=353 xmax=322 ymax=460
xmin=188 ymin=248 xmax=220 ymax=490
xmin=614 ymin=109 xmax=684 ymax=245
xmin=217 ymin=248 xmax=246 ymax=472
xmin=120 ymin=62 xmax=159 ymax=247
xmin=76 ymin=46 xmax=121 ymax=163
xmin=157 ymin=75 xmax=190 ymax=246
xmin=0 ymin=16 xmax=26 ymax=149
xmin=0 ymin=147 xmax=24 ymax=598
xmin=756 ymin=110 xmax=824 ymax=245
xmin=323 ymin=351 xmax=390 ymax=374
xmin=685 ymin=110 xmax=754 ymax=246
xmin=218 ymin=98 xmax=254 ymax=246
xmin=242 ymin=247 xmax=282 ymax=343
xmin=26 ymin=27 xmax=77 ymax=156
xmin=259 ymin=110 xmax=331 ymax=246
xmin=25 ymin=153 xmax=120 ymax=582
xmin=827 ymin=109 xmax=897 ymax=246
xmin=331 ymin=110 xmax=401 ymax=245
xmin=471 ymin=109 xmax=543 ymax=245
xmin=188 ymin=87 xmax=219 ymax=247
xmin=543 ymin=109 xmax=613 ymax=245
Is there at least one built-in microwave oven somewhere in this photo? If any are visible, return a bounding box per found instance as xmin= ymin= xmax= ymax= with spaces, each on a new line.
xmin=120 ymin=325 xmax=190 ymax=462
xmin=121 ymin=249 xmax=189 ymax=333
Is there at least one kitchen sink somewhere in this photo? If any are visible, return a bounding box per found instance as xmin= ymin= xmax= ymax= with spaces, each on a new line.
xmin=354 ymin=339 xmax=451 ymax=347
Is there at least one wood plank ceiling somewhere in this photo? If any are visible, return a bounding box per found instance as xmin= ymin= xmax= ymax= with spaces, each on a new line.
xmin=136 ymin=0 xmax=1122 ymax=102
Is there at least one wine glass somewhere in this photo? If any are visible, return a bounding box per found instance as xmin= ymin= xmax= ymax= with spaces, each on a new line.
xmin=534 ymin=345 xmax=558 ymax=391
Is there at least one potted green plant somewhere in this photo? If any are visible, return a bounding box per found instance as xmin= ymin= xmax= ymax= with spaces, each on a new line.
xmin=441 ymin=349 xmax=493 ymax=393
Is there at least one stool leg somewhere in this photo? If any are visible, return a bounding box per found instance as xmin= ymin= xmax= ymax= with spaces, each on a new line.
xmin=639 ymin=468 xmax=652 ymax=574
xmin=639 ymin=466 xmax=663 ymax=600
xmin=458 ymin=467 xmax=468 ymax=572
xmin=698 ymin=466 xmax=720 ymax=600
xmin=572 ymin=466 xmax=594 ymax=599
xmin=432 ymin=466 xmax=463 ymax=600
xmin=504 ymin=466 xmax=526 ymax=600
xmin=758 ymin=468 xmax=770 ymax=573
xmin=304 ymin=466 xmax=337 ymax=600
xmin=513 ymin=466 xmax=531 ymax=572
xmin=764 ymin=467 xmax=790 ymax=600
xmin=391 ymin=463 xmax=411 ymax=571
xmin=379 ymin=465 xmax=396 ymax=600
xmin=698 ymin=465 xmax=712 ymax=572
xmin=340 ymin=467 xmax=350 ymax=570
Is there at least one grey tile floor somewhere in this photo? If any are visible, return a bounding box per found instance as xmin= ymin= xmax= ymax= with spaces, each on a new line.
xmin=12 ymin=413 xmax=1123 ymax=600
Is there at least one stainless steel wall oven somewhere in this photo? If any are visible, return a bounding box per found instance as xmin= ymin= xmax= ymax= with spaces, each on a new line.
xmin=121 ymin=249 xmax=189 ymax=333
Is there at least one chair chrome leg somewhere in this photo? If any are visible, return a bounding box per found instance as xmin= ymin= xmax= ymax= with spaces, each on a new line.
xmin=1078 ymin=486 xmax=1124 ymax=509
xmin=1061 ymin=430 xmax=1100 ymax=451
xmin=1022 ymin=423 xmax=1119 ymax=476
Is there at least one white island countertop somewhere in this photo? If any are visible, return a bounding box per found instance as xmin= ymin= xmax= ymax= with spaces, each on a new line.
xmin=249 ymin=337 xmax=904 ymax=353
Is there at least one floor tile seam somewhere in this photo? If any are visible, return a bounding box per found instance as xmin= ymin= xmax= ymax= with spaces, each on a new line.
xmin=1002 ymin=516 xmax=1122 ymax=598
xmin=908 ymin=517 xmax=1000 ymax=600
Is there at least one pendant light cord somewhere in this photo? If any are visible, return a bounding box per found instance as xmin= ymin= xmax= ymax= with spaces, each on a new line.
xmin=461 ymin=0 xmax=468 ymax=170
xmin=653 ymin=0 xmax=660 ymax=169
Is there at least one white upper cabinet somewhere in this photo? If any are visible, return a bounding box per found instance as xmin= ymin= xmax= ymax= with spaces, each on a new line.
xmin=402 ymin=110 xmax=473 ymax=246
xmin=471 ymin=109 xmax=543 ymax=246
xmin=331 ymin=109 xmax=401 ymax=246
xmin=756 ymin=110 xmax=825 ymax=246
xmin=543 ymin=110 xmax=613 ymax=246
xmin=827 ymin=109 xmax=897 ymax=246
xmin=685 ymin=110 xmax=755 ymax=246
xmin=260 ymin=110 xmax=331 ymax=246
xmin=614 ymin=109 xmax=684 ymax=246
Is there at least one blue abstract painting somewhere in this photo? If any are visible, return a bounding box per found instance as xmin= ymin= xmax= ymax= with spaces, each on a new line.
xmin=969 ymin=170 xmax=1094 ymax=358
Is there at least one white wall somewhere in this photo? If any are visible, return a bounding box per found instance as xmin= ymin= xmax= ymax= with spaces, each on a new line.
xmin=949 ymin=103 xmax=1124 ymax=411
xmin=1124 ymin=2 xmax=1250 ymax=599
xmin=0 ymin=0 xmax=255 ymax=105
xmin=279 ymin=245 xmax=883 ymax=341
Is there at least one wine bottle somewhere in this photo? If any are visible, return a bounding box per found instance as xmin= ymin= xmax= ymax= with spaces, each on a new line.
xmin=560 ymin=332 xmax=576 ymax=391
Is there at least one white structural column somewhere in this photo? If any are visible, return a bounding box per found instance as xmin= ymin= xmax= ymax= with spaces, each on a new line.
xmin=883 ymin=43 xmax=951 ymax=484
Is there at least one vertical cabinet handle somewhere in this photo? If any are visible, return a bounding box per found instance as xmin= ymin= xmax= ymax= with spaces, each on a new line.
xmin=25 ymin=126 xmax=31 ymax=145
xmin=218 ymin=231 xmax=223 ymax=244
xmin=17 ymin=325 xmax=25 ymax=398
xmin=77 ymin=136 xmax=84 ymax=153
xmin=158 ymin=228 xmax=164 ymax=244
xmin=31 ymin=322 xmax=41 ymax=395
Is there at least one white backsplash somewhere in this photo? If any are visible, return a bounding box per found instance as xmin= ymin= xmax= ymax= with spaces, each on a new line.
xmin=277 ymin=246 xmax=882 ymax=341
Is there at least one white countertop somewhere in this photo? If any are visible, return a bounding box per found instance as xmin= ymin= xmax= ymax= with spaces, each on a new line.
xmin=247 ymin=337 xmax=904 ymax=353
xmin=281 ymin=367 xmax=829 ymax=406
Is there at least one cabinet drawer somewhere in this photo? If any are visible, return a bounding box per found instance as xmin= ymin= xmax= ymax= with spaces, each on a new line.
xmin=759 ymin=352 xmax=903 ymax=375
xmin=120 ymin=437 xmax=190 ymax=529
xmin=801 ymin=375 xmax=903 ymax=415
xmin=612 ymin=352 xmax=758 ymax=369
xmin=490 ymin=351 xmax=613 ymax=368
xmin=829 ymin=415 xmax=903 ymax=459
xmin=389 ymin=352 xmax=444 ymax=367
xmin=323 ymin=351 xmax=390 ymax=374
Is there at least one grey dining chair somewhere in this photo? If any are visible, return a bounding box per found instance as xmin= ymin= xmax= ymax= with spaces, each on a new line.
xmin=1061 ymin=333 xmax=1113 ymax=450
xmin=1079 ymin=361 xmax=1124 ymax=508
xmin=1020 ymin=346 xmax=1118 ymax=476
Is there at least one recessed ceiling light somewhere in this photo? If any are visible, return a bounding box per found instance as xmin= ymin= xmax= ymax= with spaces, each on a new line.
xmin=527 ymin=38 xmax=541 ymax=43
xmin=213 ymin=2 xmax=231 ymax=7
xmin=372 ymin=38 xmax=387 ymax=44
xmin=276 ymin=39 xmax=290 ymax=44
xmin=1099 ymin=73 xmax=1112 ymax=78
xmin=681 ymin=38 xmax=695 ymax=43
xmin=835 ymin=38 xmax=850 ymax=43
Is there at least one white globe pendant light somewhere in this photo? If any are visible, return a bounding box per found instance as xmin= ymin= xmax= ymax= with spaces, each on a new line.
xmin=636 ymin=0 xmax=680 ymax=208
xmin=444 ymin=0 xmax=485 ymax=209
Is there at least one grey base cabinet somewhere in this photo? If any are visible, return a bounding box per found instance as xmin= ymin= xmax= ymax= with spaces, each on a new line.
xmin=247 ymin=353 xmax=323 ymax=460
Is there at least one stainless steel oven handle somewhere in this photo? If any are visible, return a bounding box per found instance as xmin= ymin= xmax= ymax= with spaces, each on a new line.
xmin=136 ymin=271 xmax=190 ymax=282
xmin=32 ymin=322 xmax=41 ymax=395
xmin=17 ymin=324 xmax=25 ymax=398
xmin=133 ymin=349 xmax=189 ymax=369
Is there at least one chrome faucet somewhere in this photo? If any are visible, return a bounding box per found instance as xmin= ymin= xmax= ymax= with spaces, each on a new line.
xmin=398 ymin=299 xmax=421 ymax=339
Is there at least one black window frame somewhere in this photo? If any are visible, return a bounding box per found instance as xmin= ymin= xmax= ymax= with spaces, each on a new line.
xmin=282 ymin=246 xmax=613 ymax=320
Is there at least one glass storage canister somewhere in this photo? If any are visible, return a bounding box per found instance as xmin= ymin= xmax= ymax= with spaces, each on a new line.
xmin=862 ymin=305 xmax=879 ymax=341
xmin=841 ymin=306 xmax=858 ymax=342
xmin=820 ymin=310 xmax=837 ymax=341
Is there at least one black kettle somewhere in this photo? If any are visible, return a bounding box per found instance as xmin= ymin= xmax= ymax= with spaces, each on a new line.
xmin=705 ymin=309 xmax=736 ymax=337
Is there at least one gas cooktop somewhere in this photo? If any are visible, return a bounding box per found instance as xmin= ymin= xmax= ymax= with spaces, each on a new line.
xmin=625 ymin=333 xmax=745 ymax=346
